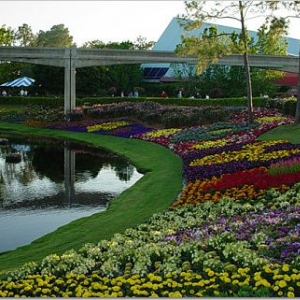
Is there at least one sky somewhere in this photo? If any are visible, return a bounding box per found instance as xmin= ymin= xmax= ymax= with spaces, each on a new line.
xmin=0 ymin=1 xmax=299 ymax=47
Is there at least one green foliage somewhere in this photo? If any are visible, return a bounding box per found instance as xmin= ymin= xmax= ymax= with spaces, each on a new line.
xmin=283 ymin=99 xmax=296 ymax=116
xmin=233 ymin=286 xmax=272 ymax=297
xmin=268 ymin=157 xmax=300 ymax=176
xmin=255 ymin=17 xmax=288 ymax=55
xmin=34 ymin=24 xmax=73 ymax=47
xmin=32 ymin=65 xmax=65 ymax=96
xmin=15 ymin=24 xmax=36 ymax=47
xmin=0 ymin=96 xmax=63 ymax=106
xmin=177 ymin=26 xmax=233 ymax=74
xmin=176 ymin=0 xmax=292 ymax=124
xmin=75 ymin=41 xmax=144 ymax=97
xmin=0 ymin=25 xmax=14 ymax=46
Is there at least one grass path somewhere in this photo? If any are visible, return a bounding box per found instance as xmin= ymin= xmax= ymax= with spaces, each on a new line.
xmin=0 ymin=122 xmax=183 ymax=274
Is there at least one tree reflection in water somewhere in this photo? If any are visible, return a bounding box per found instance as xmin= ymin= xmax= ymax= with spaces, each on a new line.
xmin=0 ymin=135 xmax=143 ymax=252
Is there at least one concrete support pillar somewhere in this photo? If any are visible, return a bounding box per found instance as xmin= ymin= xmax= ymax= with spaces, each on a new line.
xmin=64 ymin=146 xmax=76 ymax=206
xmin=64 ymin=47 xmax=77 ymax=114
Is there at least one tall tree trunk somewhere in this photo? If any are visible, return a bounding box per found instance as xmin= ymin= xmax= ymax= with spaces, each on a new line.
xmin=239 ymin=1 xmax=254 ymax=124
xmin=294 ymin=48 xmax=300 ymax=124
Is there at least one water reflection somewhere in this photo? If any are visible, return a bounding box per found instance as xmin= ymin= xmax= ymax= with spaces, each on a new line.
xmin=0 ymin=136 xmax=143 ymax=252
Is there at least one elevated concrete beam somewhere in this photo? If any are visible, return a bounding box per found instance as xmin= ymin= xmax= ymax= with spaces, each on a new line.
xmin=0 ymin=46 xmax=67 ymax=67
xmin=218 ymin=54 xmax=298 ymax=73
xmin=0 ymin=46 xmax=298 ymax=113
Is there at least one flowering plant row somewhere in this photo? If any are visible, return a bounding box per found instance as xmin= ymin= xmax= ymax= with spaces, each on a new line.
xmin=1 ymin=104 xmax=300 ymax=297
xmin=67 ymin=101 xmax=228 ymax=128
xmin=2 ymin=199 xmax=300 ymax=297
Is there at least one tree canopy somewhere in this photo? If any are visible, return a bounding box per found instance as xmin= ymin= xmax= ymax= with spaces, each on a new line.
xmin=176 ymin=0 xmax=300 ymax=123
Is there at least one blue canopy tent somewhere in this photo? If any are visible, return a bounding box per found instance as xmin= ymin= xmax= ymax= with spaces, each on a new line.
xmin=0 ymin=76 xmax=35 ymax=87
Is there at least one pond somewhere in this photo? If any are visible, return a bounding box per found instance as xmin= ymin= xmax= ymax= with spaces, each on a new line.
xmin=0 ymin=135 xmax=143 ymax=253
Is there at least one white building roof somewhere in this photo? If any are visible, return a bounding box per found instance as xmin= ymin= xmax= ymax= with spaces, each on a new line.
xmin=143 ymin=17 xmax=299 ymax=81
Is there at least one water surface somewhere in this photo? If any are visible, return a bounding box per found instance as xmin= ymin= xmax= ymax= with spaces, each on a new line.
xmin=0 ymin=136 xmax=143 ymax=252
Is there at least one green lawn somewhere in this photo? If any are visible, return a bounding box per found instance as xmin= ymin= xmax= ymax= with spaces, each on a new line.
xmin=0 ymin=122 xmax=183 ymax=275
xmin=257 ymin=123 xmax=300 ymax=144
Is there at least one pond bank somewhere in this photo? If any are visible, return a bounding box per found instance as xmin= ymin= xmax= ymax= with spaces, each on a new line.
xmin=0 ymin=122 xmax=183 ymax=275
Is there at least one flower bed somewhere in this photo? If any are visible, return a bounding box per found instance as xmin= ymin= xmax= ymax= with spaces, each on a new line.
xmin=2 ymin=105 xmax=300 ymax=297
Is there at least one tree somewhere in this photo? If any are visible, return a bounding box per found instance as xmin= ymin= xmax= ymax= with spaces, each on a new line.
xmin=0 ymin=25 xmax=35 ymax=85
xmin=34 ymin=24 xmax=73 ymax=47
xmin=174 ymin=18 xmax=288 ymax=98
xmin=260 ymin=2 xmax=300 ymax=124
xmin=177 ymin=0 xmax=300 ymax=123
xmin=0 ymin=25 xmax=14 ymax=46
xmin=15 ymin=23 xmax=36 ymax=46
xmin=251 ymin=17 xmax=289 ymax=97
xmin=77 ymin=40 xmax=143 ymax=97
xmin=31 ymin=24 xmax=74 ymax=95
xmin=134 ymin=35 xmax=155 ymax=50
xmin=262 ymin=2 xmax=300 ymax=124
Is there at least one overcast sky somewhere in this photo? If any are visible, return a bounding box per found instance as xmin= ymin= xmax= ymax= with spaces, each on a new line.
xmin=1 ymin=1 xmax=299 ymax=47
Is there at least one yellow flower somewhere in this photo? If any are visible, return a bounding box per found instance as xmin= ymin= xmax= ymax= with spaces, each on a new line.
xmin=83 ymin=279 xmax=89 ymax=286
xmin=196 ymin=281 xmax=205 ymax=287
xmin=55 ymin=279 xmax=64 ymax=285
xmin=237 ymin=277 xmax=249 ymax=286
xmin=287 ymin=291 xmax=295 ymax=298
xmin=255 ymin=279 xmax=271 ymax=288
xmin=82 ymin=291 xmax=92 ymax=297
xmin=273 ymin=274 xmax=283 ymax=280
xmin=0 ymin=291 xmax=7 ymax=297
xmin=87 ymin=121 xmax=131 ymax=132
xmin=256 ymin=116 xmax=289 ymax=123
xmin=23 ymin=285 xmax=33 ymax=291
xmin=282 ymin=264 xmax=290 ymax=272
xmin=149 ymin=292 xmax=159 ymax=297
xmin=232 ymin=279 xmax=240 ymax=285
xmin=263 ymin=265 xmax=273 ymax=273
xmin=117 ymin=291 xmax=124 ymax=297
xmin=140 ymin=290 xmax=149 ymax=297
xmin=112 ymin=286 xmax=120 ymax=292
xmin=143 ymin=128 xmax=181 ymax=138
xmin=278 ymin=280 xmax=287 ymax=288
xmin=273 ymin=285 xmax=279 ymax=292
xmin=168 ymin=291 xmax=182 ymax=298
xmin=130 ymin=285 xmax=138 ymax=292
xmin=41 ymin=288 xmax=51 ymax=295
xmin=224 ymin=277 xmax=231 ymax=283
xmin=290 ymin=273 xmax=300 ymax=281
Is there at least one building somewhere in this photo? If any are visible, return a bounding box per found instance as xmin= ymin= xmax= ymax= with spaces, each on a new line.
xmin=142 ymin=17 xmax=299 ymax=86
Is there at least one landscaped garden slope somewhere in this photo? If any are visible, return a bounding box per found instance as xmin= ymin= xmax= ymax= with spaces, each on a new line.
xmin=1 ymin=104 xmax=300 ymax=297
xmin=0 ymin=122 xmax=183 ymax=273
